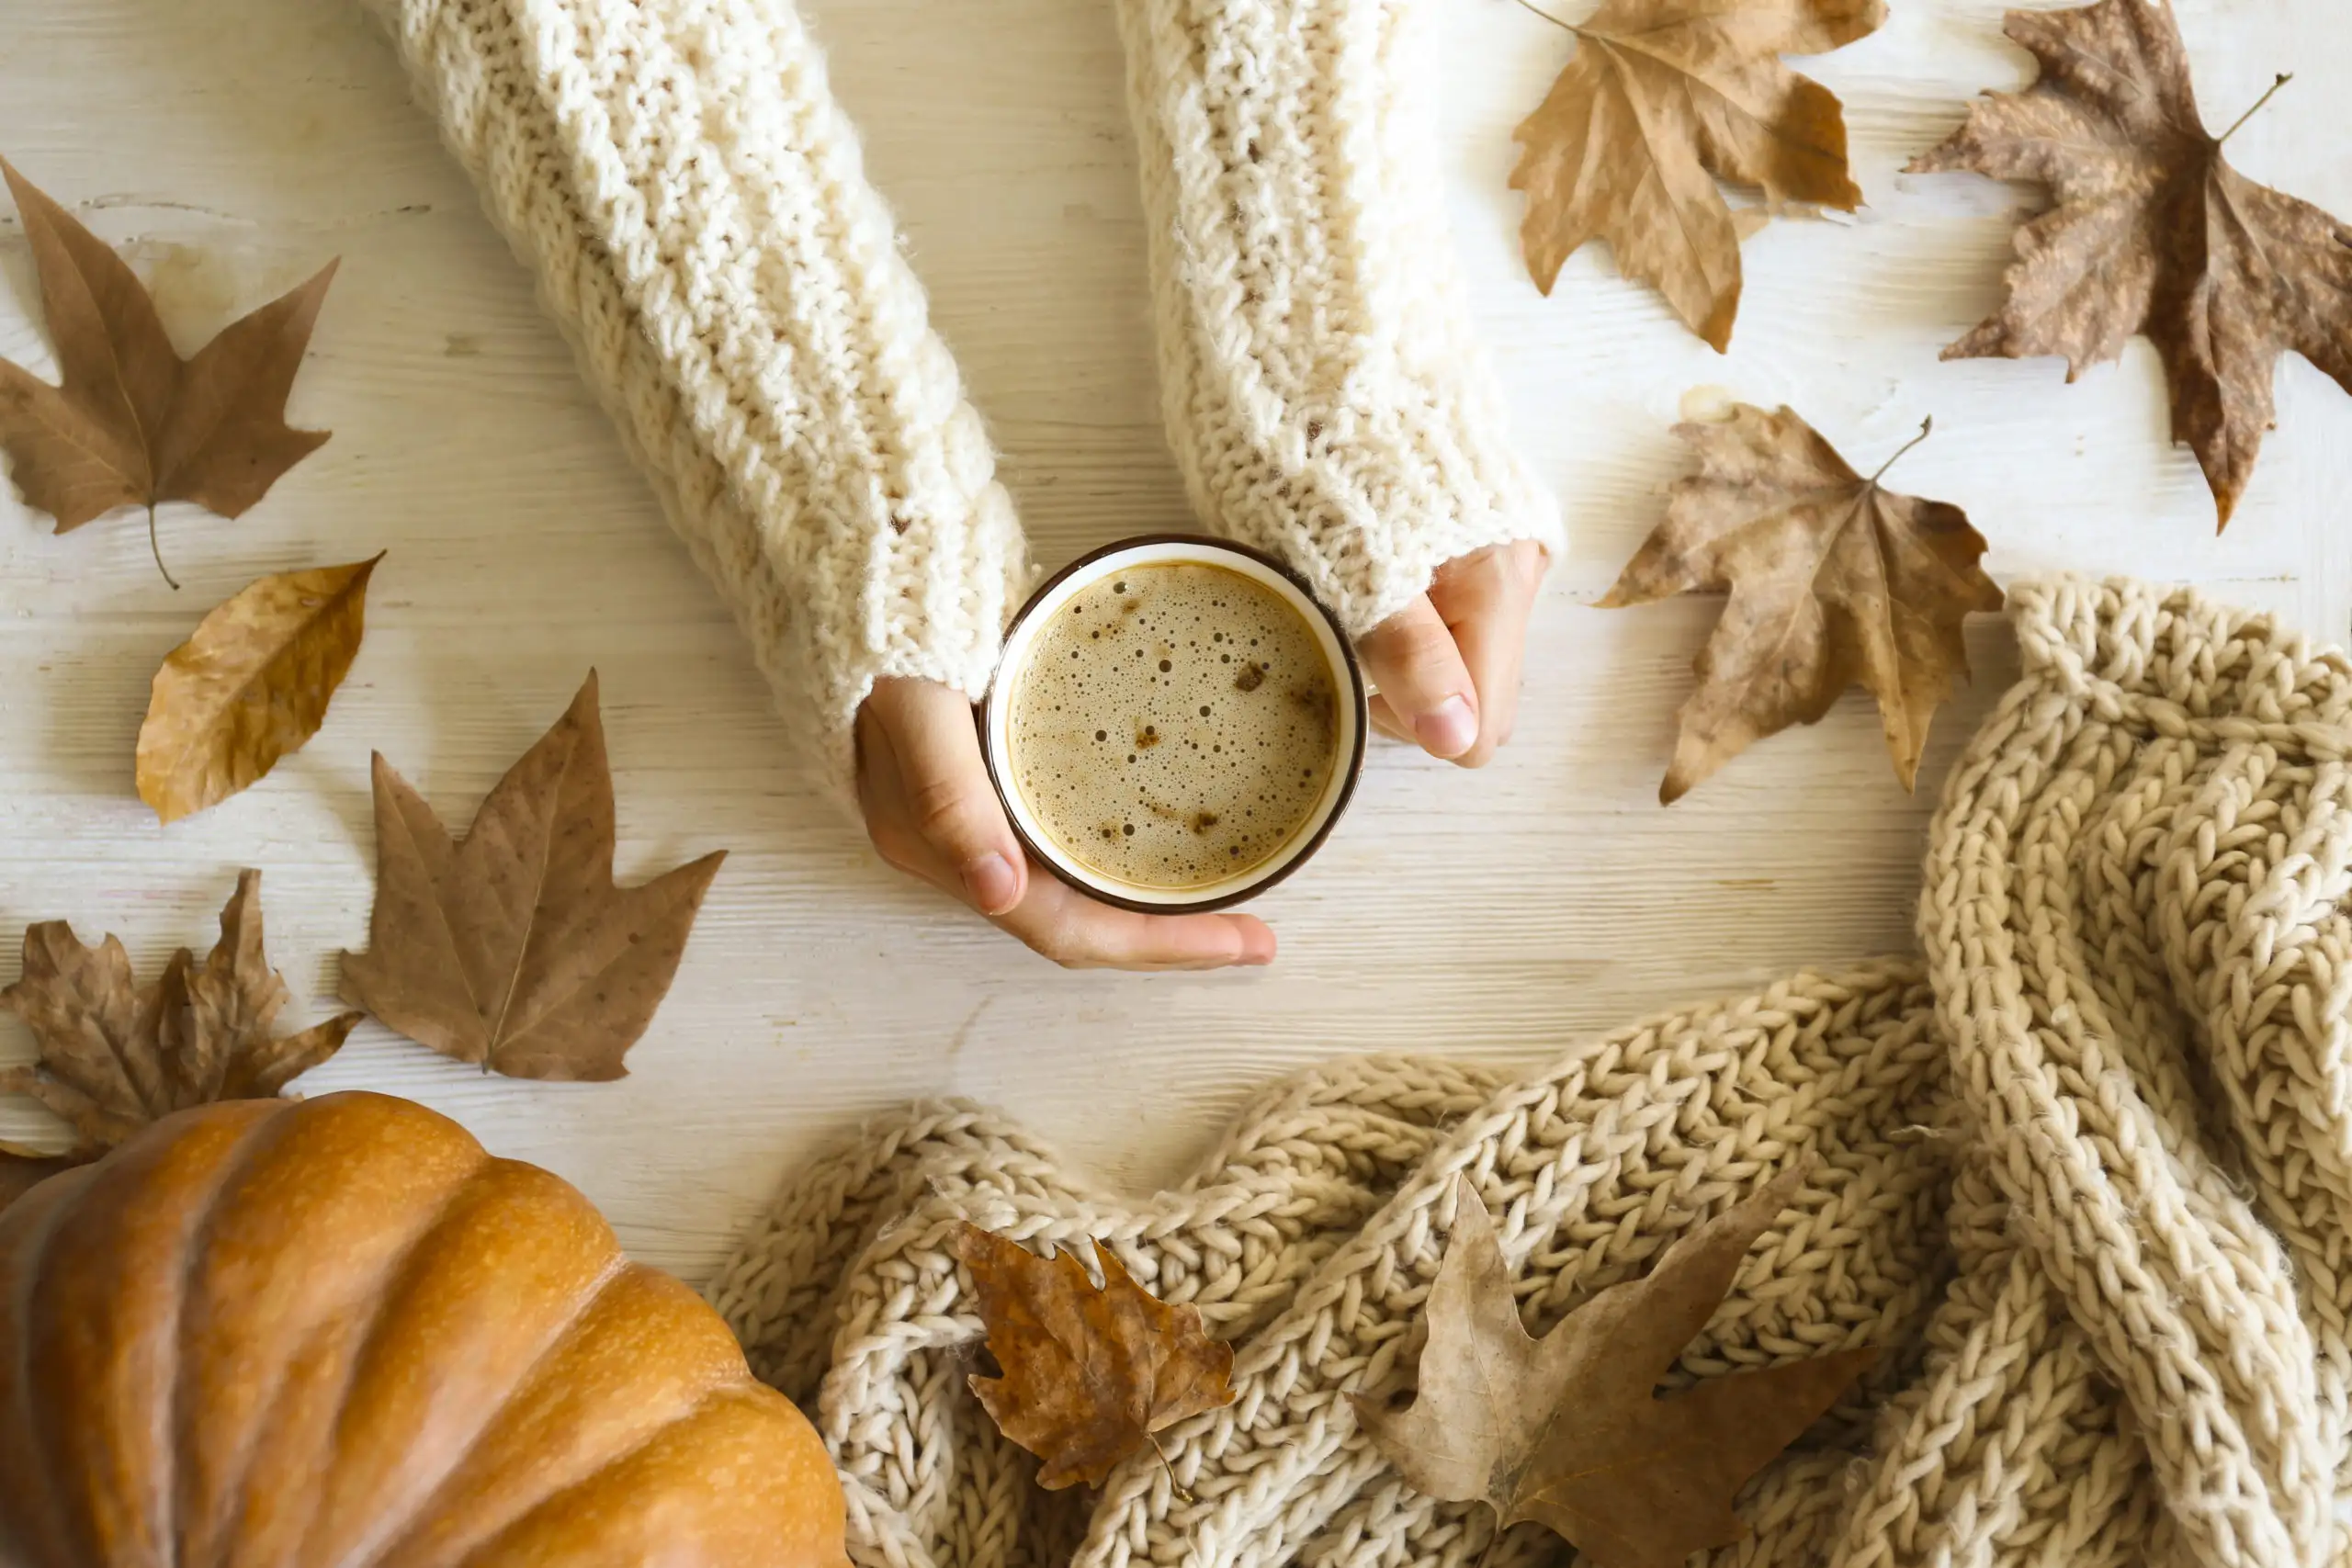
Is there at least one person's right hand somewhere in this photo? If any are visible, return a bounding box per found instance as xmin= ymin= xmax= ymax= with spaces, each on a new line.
xmin=855 ymin=678 xmax=1277 ymax=971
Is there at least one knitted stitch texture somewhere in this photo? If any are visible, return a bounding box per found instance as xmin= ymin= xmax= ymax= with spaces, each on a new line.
xmin=361 ymin=0 xmax=1027 ymax=795
xmin=712 ymin=577 xmax=2352 ymax=1568
xmin=1115 ymin=0 xmax=1565 ymax=636
xmin=369 ymin=0 xmax=1564 ymax=796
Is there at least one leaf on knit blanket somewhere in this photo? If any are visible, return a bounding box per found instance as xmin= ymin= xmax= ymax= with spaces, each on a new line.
xmin=135 ymin=556 xmax=381 ymax=823
xmin=1509 ymin=0 xmax=1885 ymax=351
xmin=338 ymin=673 xmax=726 ymax=1082
xmin=1352 ymin=1171 xmax=1875 ymax=1568
xmin=954 ymin=1223 xmax=1236 ymax=1491
xmin=1600 ymin=404 xmax=2004 ymax=802
xmin=0 ymin=159 xmax=336 ymax=589
xmin=1908 ymin=1 xmax=2352 ymax=531
xmin=0 ymin=870 xmax=360 ymax=1201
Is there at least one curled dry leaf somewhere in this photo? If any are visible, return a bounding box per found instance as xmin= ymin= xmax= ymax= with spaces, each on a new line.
xmin=1909 ymin=0 xmax=2352 ymax=528
xmin=1510 ymin=0 xmax=1884 ymax=350
xmin=338 ymin=673 xmax=726 ymax=1082
xmin=1601 ymin=404 xmax=2004 ymax=802
xmin=0 ymin=870 xmax=360 ymax=1201
xmin=954 ymin=1223 xmax=1236 ymax=1491
xmin=135 ymin=555 xmax=381 ymax=824
xmin=0 ymin=160 xmax=336 ymax=586
xmin=1352 ymin=1171 xmax=1876 ymax=1568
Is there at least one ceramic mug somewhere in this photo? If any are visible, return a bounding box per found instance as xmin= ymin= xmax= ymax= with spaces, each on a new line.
xmin=981 ymin=536 xmax=1367 ymax=912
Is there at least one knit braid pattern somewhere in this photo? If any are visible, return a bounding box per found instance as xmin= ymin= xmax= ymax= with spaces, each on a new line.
xmin=1114 ymin=0 xmax=1565 ymax=637
xmin=363 ymin=0 xmax=1029 ymax=795
xmin=713 ymin=578 xmax=2352 ymax=1568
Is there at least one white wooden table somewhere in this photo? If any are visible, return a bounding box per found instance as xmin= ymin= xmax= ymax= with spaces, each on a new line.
xmin=3 ymin=0 xmax=2346 ymax=1280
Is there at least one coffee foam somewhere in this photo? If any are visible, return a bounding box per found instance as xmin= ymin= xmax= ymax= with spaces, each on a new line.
xmin=1008 ymin=562 xmax=1340 ymax=890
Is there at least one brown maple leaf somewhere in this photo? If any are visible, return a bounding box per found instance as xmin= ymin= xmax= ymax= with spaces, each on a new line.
xmin=135 ymin=555 xmax=381 ymax=823
xmin=338 ymin=673 xmax=726 ymax=1082
xmin=1600 ymin=404 xmax=2004 ymax=803
xmin=1510 ymin=0 xmax=1885 ymax=351
xmin=0 ymin=870 xmax=360 ymax=1188
xmin=954 ymin=1223 xmax=1236 ymax=1491
xmin=1909 ymin=0 xmax=2352 ymax=529
xmin=0 ymin=159 xmax=336 ymax=587
xmin=1352 ymin=1171 xmax=1875 ymax=1568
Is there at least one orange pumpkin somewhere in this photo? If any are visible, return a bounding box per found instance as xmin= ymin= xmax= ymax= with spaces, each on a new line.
xmin=0 ymin=1091 xmax=847 ymax=1568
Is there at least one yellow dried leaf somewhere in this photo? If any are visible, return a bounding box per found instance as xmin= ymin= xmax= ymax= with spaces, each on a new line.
xmin=135 ymin=555 xmax=380 ymax=824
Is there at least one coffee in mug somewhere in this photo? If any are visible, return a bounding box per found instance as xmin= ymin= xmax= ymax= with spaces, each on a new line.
xmin=983 ymin=538 xmax=1366 ymax=911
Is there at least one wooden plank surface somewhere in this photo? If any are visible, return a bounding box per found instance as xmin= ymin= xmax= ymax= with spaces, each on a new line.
xmin=2 ymin=0 xmax=2346 ymax=1279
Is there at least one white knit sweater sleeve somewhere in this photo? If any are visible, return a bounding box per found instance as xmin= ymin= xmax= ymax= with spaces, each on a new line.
xmin=1117 ymin=0 xmax=1563 ymax=637
xmin=362 ymin=0 xmax=1028 ymax=795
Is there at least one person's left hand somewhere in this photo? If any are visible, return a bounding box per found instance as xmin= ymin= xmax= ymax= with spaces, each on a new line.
xmin=1356 ymin=539 xmax=1550 ymax=767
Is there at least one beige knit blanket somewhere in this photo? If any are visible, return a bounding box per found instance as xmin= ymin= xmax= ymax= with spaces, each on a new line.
xmin=711 ymin=578 xmax=2352 ymax=1568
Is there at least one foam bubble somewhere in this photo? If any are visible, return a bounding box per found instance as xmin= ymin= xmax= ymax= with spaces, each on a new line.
xmin=1008 ymin=562 xmax=1340 ymax=889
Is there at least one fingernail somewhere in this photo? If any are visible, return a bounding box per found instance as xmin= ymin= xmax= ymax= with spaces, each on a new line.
xmin=1416 ymin=694 xmax=1477 ymax=759
xmin=1240 ymin=930 xmax=1277 ymax=966
xmin=963 ymin=852 xmax=1021 ymax=914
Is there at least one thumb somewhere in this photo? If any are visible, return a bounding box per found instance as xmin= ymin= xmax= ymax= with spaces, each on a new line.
xmin=864 ymin=678 xmax=1029 ymax=916
xmin=1357 ymin=597 xmax=1478 ymax=761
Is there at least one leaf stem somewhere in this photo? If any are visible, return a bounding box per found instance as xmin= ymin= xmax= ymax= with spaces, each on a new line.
xmin=146 ymin=504 xmax=179 ymax=592
xmin=1501 ymin=0 xmax=1583 ymax=35
xmin=1868 ymin=418 xmax=1934 ymax=486
xmin=1147 ymin=1435 xmax=1193 ymax=1504
xmin=2219 ymin=73 xmax=2292 ymax=146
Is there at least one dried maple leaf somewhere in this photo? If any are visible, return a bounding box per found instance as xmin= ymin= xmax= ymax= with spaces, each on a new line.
xmin=338 ymin=673 xmax=725 ymax=1082
xmin=1510 ymin=0 xmax=1885 ymax=351
xmin=1910 ymin=1 xmax=2352 ymax=529
xmin=954 ymin=1223 xmax=1236 ymax=1490
xmin=0 ymin=159 xmax=336 ymax=586
xmin=1600 ymin=404 xmax=2003 ymax=802
xmin=1353 ymin=1172 xmax=1874 ymax=1568
xmin=0 ymin=870 xmax=359 ymax=1192
xmin=134 ymin=555 xmax=381 ymax=823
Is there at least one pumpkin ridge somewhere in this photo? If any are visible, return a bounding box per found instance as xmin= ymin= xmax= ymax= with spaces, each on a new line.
xmin=183 ymin=1097 xmax=490 ymax=1568
xmin=259 ymin=1136 xmax=503 ymax=1568
xmin=0 ymin=1160 xmax=102 ymax=1566
xmin=156 ymin=1099 xmax=307 ymax=1568
xmin=4 ymin=1093 xmax=850 ymax=1567
xmin=449 ymin=1380 xmax=736 ymax=1568
xmin=334 ymin=1184 xmax=633 ymax=1568
xmin=368 ymin=1260 xmax=729 ymax=1568
xmin=170 ymin=1099 xmax=334 ymax=1568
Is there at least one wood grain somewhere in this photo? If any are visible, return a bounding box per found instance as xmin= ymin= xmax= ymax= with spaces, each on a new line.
xmin=2 ymin=0 xmax=2346 ymax=1279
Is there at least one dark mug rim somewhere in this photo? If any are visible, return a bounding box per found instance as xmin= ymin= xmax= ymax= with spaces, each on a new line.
xmin=978 ymin=534 xmax=1368 ymax=915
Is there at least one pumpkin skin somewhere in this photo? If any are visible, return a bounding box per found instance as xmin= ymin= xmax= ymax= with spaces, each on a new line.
xmin=0 ymin=1091 xmax=848 ymax=1568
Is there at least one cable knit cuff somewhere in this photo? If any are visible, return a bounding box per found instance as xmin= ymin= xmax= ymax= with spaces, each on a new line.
xmin=365 ymin=0 xmax=1029 ymax=800
xmin=1117 ymin=0 xmax=1562 ymax=637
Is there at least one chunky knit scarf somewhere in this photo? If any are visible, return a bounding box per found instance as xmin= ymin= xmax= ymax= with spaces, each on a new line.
xmin=712 ymin=578 xmax=2352 ymax=1568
